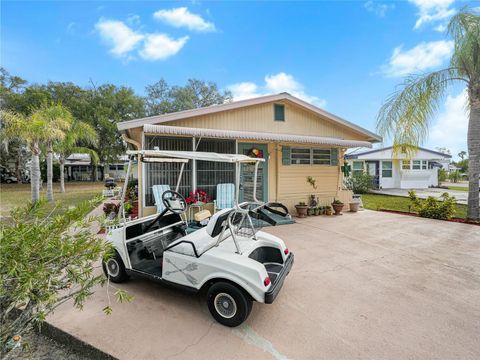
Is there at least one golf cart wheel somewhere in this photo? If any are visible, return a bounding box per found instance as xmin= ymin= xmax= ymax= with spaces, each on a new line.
xmin=207 ymin=282 xmax=253 ymax=327
xmin=102 ymin=251 xmax=128 ymax=283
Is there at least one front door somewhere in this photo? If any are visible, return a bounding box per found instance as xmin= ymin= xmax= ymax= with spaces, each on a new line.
xmin=366 ymin=161 xmax=380 ymax=189
xmin=237 ymin=143 xmax=268 ymax=202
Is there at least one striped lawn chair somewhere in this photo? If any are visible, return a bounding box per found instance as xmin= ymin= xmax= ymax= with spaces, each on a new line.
xmin=214 ymin=183 xmax=236 ymax=212
xmin=152 ymin=184 xmax=171 ymax=213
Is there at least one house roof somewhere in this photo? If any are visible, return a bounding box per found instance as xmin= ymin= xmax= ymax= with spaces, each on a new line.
xmin=143 ymin=124 xmax=373 ymax=148
xmin=345 ymin=146 xmax=452 ymax=159
xmin=118 ymin=93 xmax=382 ymax=142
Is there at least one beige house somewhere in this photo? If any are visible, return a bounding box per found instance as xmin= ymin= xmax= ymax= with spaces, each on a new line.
xmin=117 ymin=93 xmax=381 ymax=217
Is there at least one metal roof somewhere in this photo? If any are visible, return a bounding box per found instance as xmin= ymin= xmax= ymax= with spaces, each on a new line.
xmin=345 ymin=146 xmax=452 ymax=159
xmin=117 ymin=93 xmax=381 ymax=142
xmin=126 ymin=150 xmax=265 ymax=163
xmin=143 ymin=124 xmax=373 ymax=148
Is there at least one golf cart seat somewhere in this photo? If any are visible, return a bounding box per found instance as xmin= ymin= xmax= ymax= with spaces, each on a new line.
xmin=167 ymin=209 xmax=234 ymax=257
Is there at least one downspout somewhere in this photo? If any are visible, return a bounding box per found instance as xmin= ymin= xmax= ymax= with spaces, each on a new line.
xmin=122 ymin=133 xmax=141 ymax=150
xmin=275 ymin=143 xmax=280 ymax=202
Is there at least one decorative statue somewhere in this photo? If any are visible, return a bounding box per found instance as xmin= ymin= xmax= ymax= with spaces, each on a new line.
xmin=309 ymin=194 xmax=317 ymax=208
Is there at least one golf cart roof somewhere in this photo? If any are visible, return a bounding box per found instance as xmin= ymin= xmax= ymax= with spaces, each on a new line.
xmin=126 ymin=150 xmax=265 ymax=163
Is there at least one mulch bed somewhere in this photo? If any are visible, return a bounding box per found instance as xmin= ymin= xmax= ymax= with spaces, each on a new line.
xmin=378 ymin=209 xmax=480 ymax=226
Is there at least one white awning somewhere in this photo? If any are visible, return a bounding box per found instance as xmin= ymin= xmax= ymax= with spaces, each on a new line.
xmin=143 ymin=124 xmax=373 ymax=148
xmin=126 ymin=150 xmax=264 ymax=163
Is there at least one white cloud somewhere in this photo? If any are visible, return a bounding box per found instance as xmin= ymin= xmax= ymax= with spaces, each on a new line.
xmin=153 ymin=7 xmax=215 ymax=32
xmin=409 ymin=0 xmax=455 ymax=30
xmin=95 ymin=18 xmax=144 ymax=56
xmin=434 ymin=24 xmax=447 ymax=32
xmin=228 ymin=72 xmax=326 ymax=108
xmin=139 ymin=34 xmax=189 ymax=61
xmin=364 ymin=1 xmax=395 ymax=17
xmin=126 ymin=14 xmax=141 ymax=27
xmin=382 ymin=40 xmax=453 ymax=77
xmin=429 ymin=89 xmax=468 ymax=159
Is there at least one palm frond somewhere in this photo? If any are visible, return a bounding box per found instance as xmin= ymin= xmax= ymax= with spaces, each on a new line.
xmin=376 ymin=68 xmax=465 ymax=157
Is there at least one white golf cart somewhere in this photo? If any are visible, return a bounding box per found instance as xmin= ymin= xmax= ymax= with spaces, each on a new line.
xmin=103 ymin=150 xmax=294 ymax=327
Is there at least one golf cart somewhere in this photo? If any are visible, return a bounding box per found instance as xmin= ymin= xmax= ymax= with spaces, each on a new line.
xmin=103 ymin=150 xmax=294 ymax=327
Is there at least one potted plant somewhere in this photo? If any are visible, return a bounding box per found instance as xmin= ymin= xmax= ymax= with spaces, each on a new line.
xmin=331 ymin=199 xmax=344 ymax=215
xmin=325 ymin=206 xmax=332 ymax=216
xmin=349 ymin=200 xmax=360 ymax=212
xmin=314 ymin=207 xmax=321 ymax=216
xmin=295 ymin=201 xmax=308 ymax=218
xmin=308 ymin=207 xmax=315 ymax=216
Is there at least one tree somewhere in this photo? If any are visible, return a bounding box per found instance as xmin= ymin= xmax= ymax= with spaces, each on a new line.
xmin=145 ymin=78 xmax=232 ymax=116
xmin=0 ymin=199 xmax=132 ymax=356
xmin=55 ymin=120 xmax=98 ymax=193
xmin=458 ymin=150 xmax=467 ymax=160
xmin=377 ymin=9 xmax=480 ymax=220
xmin=33 ymin=104 xmax=73 ymax=201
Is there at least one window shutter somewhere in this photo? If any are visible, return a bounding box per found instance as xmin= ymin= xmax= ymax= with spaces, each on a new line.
xmin=282 ymin=146 xmax=291 ymax=165
xmin=330 ymin=148 xmax=339 ymax=166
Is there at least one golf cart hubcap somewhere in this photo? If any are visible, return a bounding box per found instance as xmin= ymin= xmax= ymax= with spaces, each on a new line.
xmin=107 ymin=259 xmax=120 ymax=277
xmin=214 ymin=293 xmax=237 ymax=319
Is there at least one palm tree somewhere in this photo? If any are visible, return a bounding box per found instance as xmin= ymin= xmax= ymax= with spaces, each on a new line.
xmin=33 ymin=104 xmax=73 ymax=202
xmin=55 ymin=120 xmax=98 ymax=193
xmin=377 ymin=9 xmax=480 ymax=220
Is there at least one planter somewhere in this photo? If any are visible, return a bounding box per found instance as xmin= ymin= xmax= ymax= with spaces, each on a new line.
xmin=307 ymin=207 xmax=315 ymax=216
xmin=314 ymin=208 xmax=321 ymax=216
xmin=331 ymin=202 xmax=344 ymax=215
xmin=295 ymin=205 xmax=308 ymax=218
xmin=325 ymin=207 xmax=332 ymax=216
xmin=349 ymin=202 xmax=360 ymax=213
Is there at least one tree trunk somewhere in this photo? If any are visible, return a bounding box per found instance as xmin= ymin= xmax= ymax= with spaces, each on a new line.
xmin=31 ymin=142 xmax=41 ymax=203
xmin=60 ymin=155 xmax=65 ymax=193
xmin=46 ymin=141 xmax=54 ymax=202
xmin=467 ymin=82 xmax=480 ymax=220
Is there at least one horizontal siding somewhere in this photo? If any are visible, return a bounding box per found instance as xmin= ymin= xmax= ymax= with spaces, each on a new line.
xmin=169 ymin=101 xmax=367 ymax=141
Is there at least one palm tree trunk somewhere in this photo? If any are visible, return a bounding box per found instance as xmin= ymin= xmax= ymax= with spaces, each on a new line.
xmin=31 ymin=142 xmax=41 ymax=203
xmin=46 ymin=141 xmax=54 ymax=202
xmin=59 ymin=155 xmax=65 ymax=193
xmin=467 ymin=82 xmax=480 ymax=220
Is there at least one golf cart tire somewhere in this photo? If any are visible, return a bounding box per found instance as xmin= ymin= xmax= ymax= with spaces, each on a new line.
xmin=102 ymin=251 xmax=129 ymax=283
xmin=207 ymin=282 xmax=253 ymax=327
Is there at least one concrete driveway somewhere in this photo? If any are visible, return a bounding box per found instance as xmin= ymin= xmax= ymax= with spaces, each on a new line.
xmin=48 ymin=211 xmax=480 ymax=360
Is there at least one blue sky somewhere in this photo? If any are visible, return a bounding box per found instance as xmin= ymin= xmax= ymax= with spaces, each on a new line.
xmin=2 ymin=0 xmax=477 ymax=159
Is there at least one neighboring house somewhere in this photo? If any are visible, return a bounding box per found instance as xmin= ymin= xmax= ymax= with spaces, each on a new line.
xmin=64 ymin=154 xmax=131 ymax=181
xmin=117 ymin=93 xmax=381 ymax=217
xmin=345 ymin=146 xmax=451 ymax=189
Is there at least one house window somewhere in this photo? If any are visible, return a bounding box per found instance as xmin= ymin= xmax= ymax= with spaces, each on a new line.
xmin=274 ymin=104 xmax=285 ymax=121
xmin=402 ymin=160 xmax=411 ymax=170
xmin=109 ymin=165 xmax=117 ymax=171
xmin=291 ymin=148 xmax=332 ymax=165
xmin=412 ymin=160 xmax=421 ymax=170
xmin=382 ymin=161 xmax=392 ymax=178
xmin=352 ymin=161 xmax=364 ymax=175
xmin=422 ymin=160 xmax=428 ymax=170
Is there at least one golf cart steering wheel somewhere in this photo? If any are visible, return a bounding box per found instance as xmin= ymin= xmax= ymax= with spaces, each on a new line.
xmin=162 ymin=190 xmax=187 ymax=214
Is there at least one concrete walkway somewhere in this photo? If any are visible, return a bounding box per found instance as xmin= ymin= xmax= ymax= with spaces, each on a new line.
xmin=47 ymin=211 xmax=480 ymax=360
xmin=370 ymin=187 xmax=470 ymax=204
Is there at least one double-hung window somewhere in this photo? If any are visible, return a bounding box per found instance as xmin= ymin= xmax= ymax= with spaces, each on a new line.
xmin=421 ymin=160 xmax=428 ymax=169
xmin=291 ymin=148 xmax=332 ymax=165
xmin=402 ymin=160 xmax=411 ymax=170
xmin=412 ymin=160 xmax=421 ymax=170
xmin=352 ymin=161 xmax=364 ymax=175
xmin=382 ymin=161 xmax=393 ymax=178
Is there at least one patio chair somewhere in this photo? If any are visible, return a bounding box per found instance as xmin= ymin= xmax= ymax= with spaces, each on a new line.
xmin=214 ymin=183 xmax=235 ymax=212
xmin=152 ymin=184 xmax=171 ymax=213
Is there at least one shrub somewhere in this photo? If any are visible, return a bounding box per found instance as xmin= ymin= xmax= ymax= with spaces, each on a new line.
xmin=448 ymin=170 xmax=461 ymax=183
xmin=438 ymin=168 xmax=448 ymax=182
xmin=344 ymin=172 xmax=373 ymax=194
xmin=408 ymin=190 xmax=456 ymax=220
xmin=0 ymin=199 xmax=131 ymax=356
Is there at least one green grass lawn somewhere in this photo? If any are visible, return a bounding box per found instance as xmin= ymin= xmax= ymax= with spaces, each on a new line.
xmin=361 ymin=194 xmax=468 ymax=219
xmin=0 ymin=182 xmax=104 ymax=217
xmin=447 ymin=186 xmax=468 ymax=192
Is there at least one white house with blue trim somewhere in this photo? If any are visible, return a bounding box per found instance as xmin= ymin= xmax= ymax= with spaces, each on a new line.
xmin=345 ymin=147 xmax=451 ymax=189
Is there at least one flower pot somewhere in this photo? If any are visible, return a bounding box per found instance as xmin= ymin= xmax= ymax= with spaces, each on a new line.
xmin=349 ymin=202 xmax=360 ymax=213
xmin=314 ymin=208 xmax=320 ymax=216
xmin=295 ymin=205 xmax=308 ymax=218
xmin=331 ymin=202 xmax=344 ymax=215
xmin=307 ymin=207 xmax=315 ymax=216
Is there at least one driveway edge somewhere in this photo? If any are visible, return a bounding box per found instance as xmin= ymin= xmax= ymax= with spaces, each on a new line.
xmin=40 ymin=321 xmax=117 ymax=360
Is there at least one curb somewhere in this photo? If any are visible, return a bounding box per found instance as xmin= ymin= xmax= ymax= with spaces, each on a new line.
xmin=40 ymin=321 xmax=117 ymax=360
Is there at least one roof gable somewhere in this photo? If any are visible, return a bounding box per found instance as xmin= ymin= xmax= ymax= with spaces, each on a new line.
xmin=117 ymin=93 xmax=381 ymax=142
xmin=345 ymin=146 xmax=452 ymax=160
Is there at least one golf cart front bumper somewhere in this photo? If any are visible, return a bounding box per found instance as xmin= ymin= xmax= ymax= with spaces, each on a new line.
xmin=265 ymin=253 xmax=294 ymax=304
